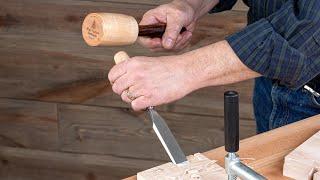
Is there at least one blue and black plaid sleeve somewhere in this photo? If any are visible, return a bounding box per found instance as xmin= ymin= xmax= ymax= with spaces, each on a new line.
xmin=226 ymin=0 xmax=320 ymax=89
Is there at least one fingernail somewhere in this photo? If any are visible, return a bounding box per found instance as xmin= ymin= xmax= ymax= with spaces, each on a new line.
xmin=165 ymin=38 xmax=174 ymax=48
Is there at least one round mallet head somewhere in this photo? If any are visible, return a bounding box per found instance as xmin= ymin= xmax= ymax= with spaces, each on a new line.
xmin=82 ymin=13 xmax=139 ymax=46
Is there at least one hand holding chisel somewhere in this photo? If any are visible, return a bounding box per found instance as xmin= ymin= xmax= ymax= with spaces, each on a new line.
xmin=114 ymin=51 xmax=188 ymax=165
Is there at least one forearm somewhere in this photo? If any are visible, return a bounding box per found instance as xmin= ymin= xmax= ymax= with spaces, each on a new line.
xmin=181 ymin=40 xmax=261 ymax=91
xmin=174 ymin=0 xmax=220 ymax=20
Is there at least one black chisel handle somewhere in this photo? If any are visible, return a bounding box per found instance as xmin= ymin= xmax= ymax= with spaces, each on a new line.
xmin=224 ymin=91 xmax=239 ymax=153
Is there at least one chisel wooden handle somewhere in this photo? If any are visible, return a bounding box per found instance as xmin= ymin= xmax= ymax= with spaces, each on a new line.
xmin=82 ymin=13 xmax=186 ymax=46
xmin=114 ymin=51 xmax=130 ymax=64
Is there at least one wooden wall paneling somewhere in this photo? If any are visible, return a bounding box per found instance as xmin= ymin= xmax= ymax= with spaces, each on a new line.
xmin=0 ymin=45 xmax=254 ymax=119
xmin=0 ymin=0 xmax=247 ymax=34
xmin=0 ymin=0 xmax=251 ymax=118
xmin=0 ymin=0 xmax=252 ymax=179
xmin=58 ymin=103 xmax=256 ymax=161
xmin=0 ymin=98 xmax=59 ymax=150
xmin=0 ymin=145 xmax=163 ymax=179
xmin=0 ymin=163 xmax=115 ymax=180
xmin=92 ymin=0 xmax=249 ymax=11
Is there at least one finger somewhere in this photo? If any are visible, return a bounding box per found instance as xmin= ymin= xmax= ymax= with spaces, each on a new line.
xmin=137 ymin=37 xmax=162 ymax=49
xmin=162 ymin=16 xmax=184 ymax=49
xmin=173 ymin=31 xmax=192 ymax=50
xmin=149 ymin=35 xmax=183 ymax=52
xmin=108 ymin=60 xmax=128 ymax=83
xmin=140 ymin=10 xmax=161 ymax=25
xmin=174 ymin=34 xmax=183 ymax=45
xmin=112 ymin=73 xmax=134 ymax=95
xmin=178 ymin=38 xmax=192 ymax=50
xmin=121 ymin=90 xmax=133 ymax=103
xmin=186 ymin=22 xmax=196 ymax=33
xmin=131 ymin=96 xmax=152 ymax=111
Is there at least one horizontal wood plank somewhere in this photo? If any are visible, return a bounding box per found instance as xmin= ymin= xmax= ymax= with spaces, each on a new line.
xmin=126 ymin=115 xmax=320 ymax=180
xmin=58 ymin=103 xmax=256 ymax=161
xmin=0 ymin=98 xmax=59 ymax=150
xmin=0 ymin=0 xmax=251 ymax=118
xmin=0 ymin=163 xmax=115 ymax=180
xmin=0 ymin=145 xmax=164 ymax=179
xmin=0 ymin=97 xmax=255 ymax=161
xmin=0 ymin=35 xmax=254 ymax=119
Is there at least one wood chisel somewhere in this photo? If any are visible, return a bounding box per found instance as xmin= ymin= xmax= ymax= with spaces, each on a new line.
xmin=114 ymin=51 xmax=188 ymax=165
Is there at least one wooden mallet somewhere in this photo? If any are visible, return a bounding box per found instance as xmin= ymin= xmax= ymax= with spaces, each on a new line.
xmin=82 ymin=13 xmax=186 ymax=46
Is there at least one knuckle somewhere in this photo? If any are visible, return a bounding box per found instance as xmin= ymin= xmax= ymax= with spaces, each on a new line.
xmin=130 ymin=71 xmax=143 ymax=82
xmin=108 ymin=71 xmax=114 ymax=82
xmin=137 ymin=71 xmax=145 ymax=79
xmin=128 ymin=58 xmax=139 ymax=68
xmin=112 ymin=83 xmax=120 ymax=94
xmin=131 ymin=102 xmax=140 ymax=111
xmin=144 ymin=91 xmax=152 ymax=98
xmin=121 ymin=94 xmax=126 ymax=101
xmin=174 ymin=9 xmax=184 ymax=17
xmin=121 ymin=93 xmax=130 ymax=103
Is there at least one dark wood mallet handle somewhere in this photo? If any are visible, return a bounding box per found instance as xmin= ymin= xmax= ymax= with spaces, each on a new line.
xmin=138 ymin=23 xmax=187 ymax=38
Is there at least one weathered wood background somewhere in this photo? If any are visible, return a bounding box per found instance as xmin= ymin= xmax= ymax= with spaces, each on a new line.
xmin=0 ymin=0 xmax=252 ymax=179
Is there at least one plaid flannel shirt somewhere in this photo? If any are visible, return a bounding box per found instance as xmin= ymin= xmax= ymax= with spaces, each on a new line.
xmin=210 ymin=0 xmax=320 ymax=89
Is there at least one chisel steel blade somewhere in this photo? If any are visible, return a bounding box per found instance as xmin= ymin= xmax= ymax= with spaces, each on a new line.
xmin=147 ymin=107 xmax=187 ymax=164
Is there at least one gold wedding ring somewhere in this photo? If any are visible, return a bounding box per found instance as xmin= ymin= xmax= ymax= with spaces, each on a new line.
xmin=125 ymin=89 xmax=136 ymax=101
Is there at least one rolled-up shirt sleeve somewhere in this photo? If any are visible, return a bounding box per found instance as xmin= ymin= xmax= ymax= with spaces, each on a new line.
xmin=226 ymin=0 xmax=320 ymax=89
xmin=209 ymin=0 xmax=238 ymax=13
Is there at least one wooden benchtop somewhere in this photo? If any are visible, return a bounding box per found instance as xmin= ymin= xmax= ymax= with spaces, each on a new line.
xmin=125 ymin=114 xmax=320 ymax=180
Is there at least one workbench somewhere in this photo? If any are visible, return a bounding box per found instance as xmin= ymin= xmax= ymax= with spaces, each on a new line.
xmin=125 ymin=114 xmax=320 ymax=180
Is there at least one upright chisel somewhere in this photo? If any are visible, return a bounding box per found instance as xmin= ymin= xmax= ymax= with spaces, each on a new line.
xmin=114 ymin=51 xmax=188 ymax=165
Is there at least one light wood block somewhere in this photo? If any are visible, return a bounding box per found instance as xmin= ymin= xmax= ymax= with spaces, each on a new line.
xmin=126 ymin=115 xmax=320 ymax=180
xmin=137 ymin=153 xmax=227 ymax=180
xmin=314 ymin=172 xmax=320 ymax=180
xmin=283 ymin=130 xmax=320 ymax=180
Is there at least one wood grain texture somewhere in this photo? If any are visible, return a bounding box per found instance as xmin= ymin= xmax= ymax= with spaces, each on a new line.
xmin=0 ymin=0 xmax=252 ymax=179
xmin=0 ymin=98 xmax=58 ymax=150
xmin=283 ymin=130 xmax=320 ymax=180
xmin=314 ymin=172 xmax=320 ymax=180
xmin=0 ymin=164 xmax=113 ymax=180
xmin=0 ymin=145 xmax=163 ymax=179
xmin=0 ymin=44 xmax=254 ymax=118
xmin=82 ymin=13 xmax=139 ymax=46
xmin=0 ymin=0 xmax=252 ymax=119
xmin=58 ymin=103 xmax=256 ymax=161
xmin=137 ymin=153 xmax=227 ymax=180
xmin=126 ymin=115 xmax=320 ymax=180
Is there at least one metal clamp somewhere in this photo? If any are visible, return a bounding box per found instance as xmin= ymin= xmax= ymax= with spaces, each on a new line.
xmin=224 ymin=91 xmax=267 ymax=180
xmin=225 ymin=153 xmax=267 ymax=180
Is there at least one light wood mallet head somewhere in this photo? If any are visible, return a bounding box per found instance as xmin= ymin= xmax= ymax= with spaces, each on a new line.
xmin=82 ymin=13 xmax=139 ymax=46
xmin=82 ymin=13 xmax=187 ymax=47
